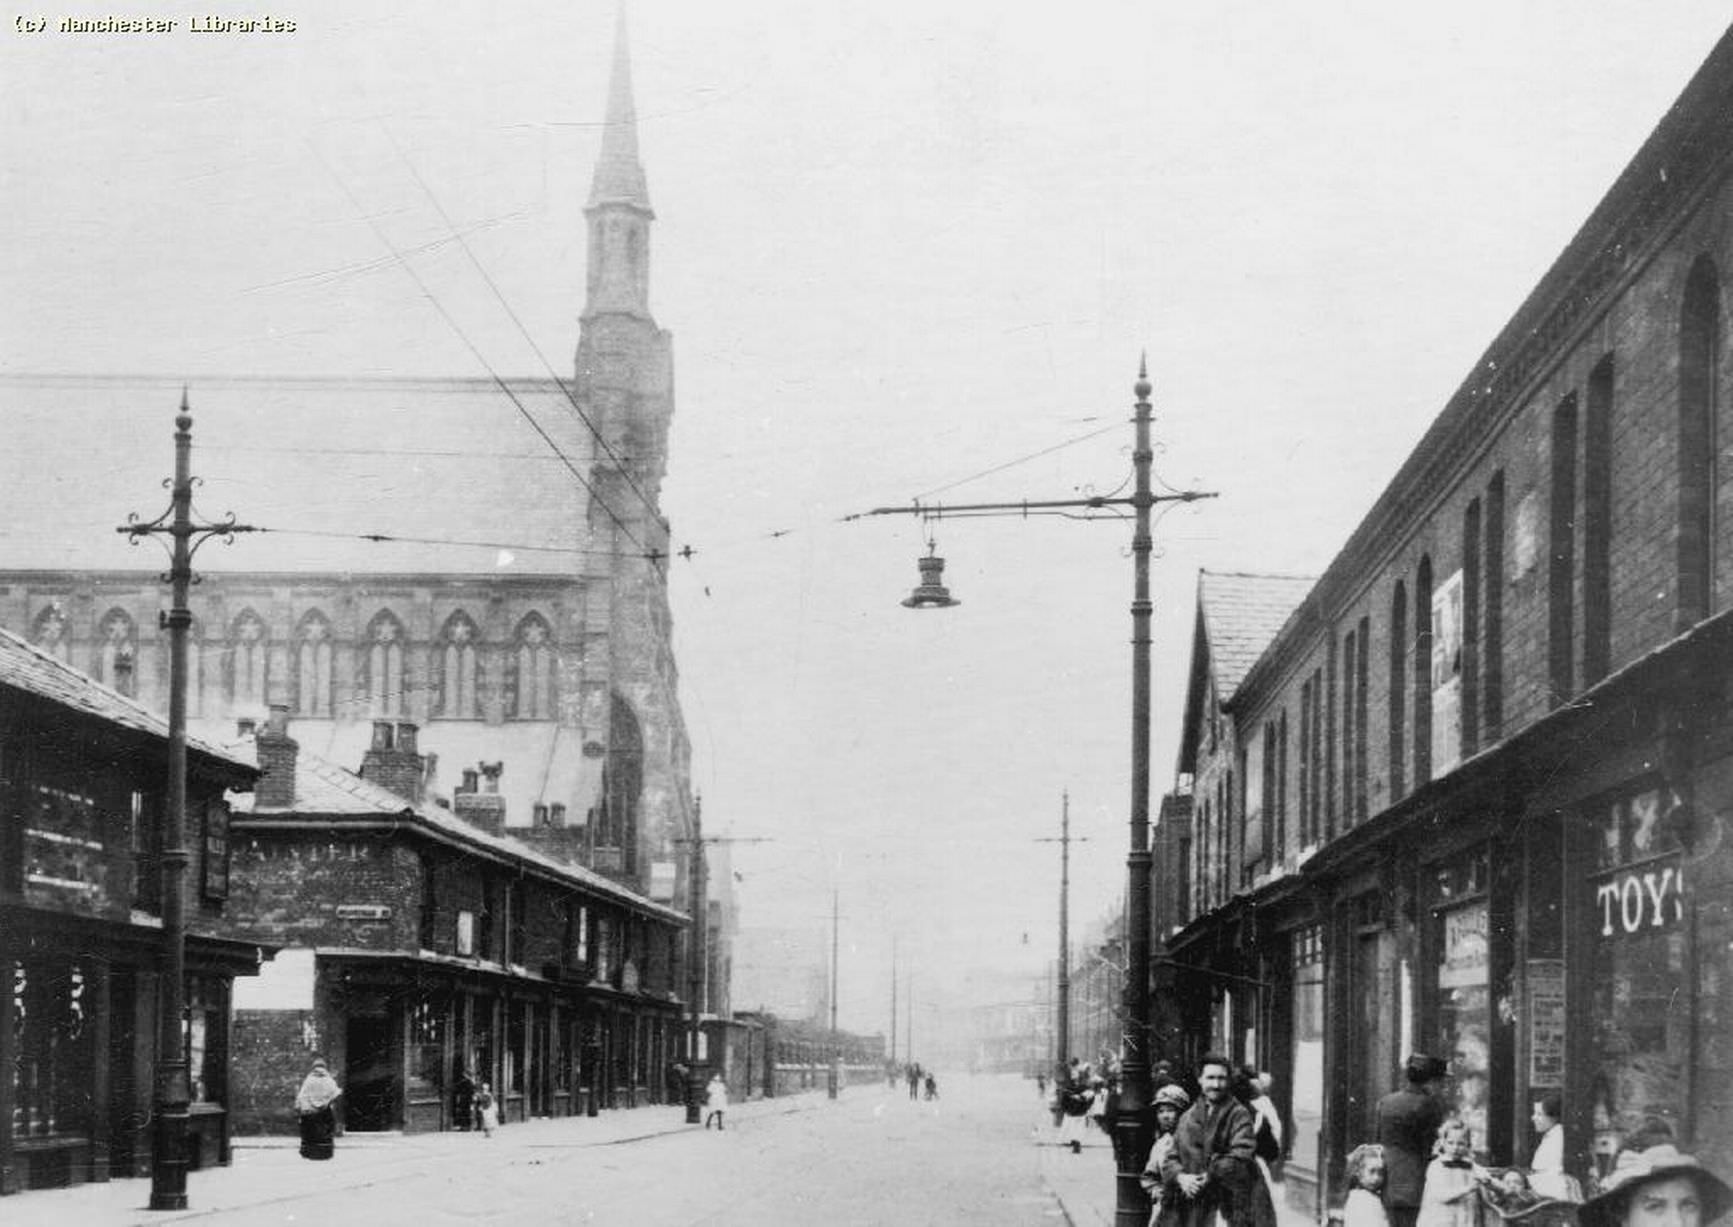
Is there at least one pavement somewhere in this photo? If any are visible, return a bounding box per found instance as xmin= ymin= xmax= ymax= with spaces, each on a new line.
xmin=4 ymin=1083 xmax=1327 ymax=1226
xmin=0 ymin=1091 xmax=829 ymax=1226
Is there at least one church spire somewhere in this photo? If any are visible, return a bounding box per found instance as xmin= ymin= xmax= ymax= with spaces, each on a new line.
xmin=582 ymin=5 xmax=654 ymax=321
xmin=587 ymin=5 xmax=651 ymax=214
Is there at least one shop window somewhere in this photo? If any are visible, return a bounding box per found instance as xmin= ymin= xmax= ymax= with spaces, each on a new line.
xmin=456 ymin=909 xmax=476 ymax=957
xmin=1587 ymin=786 xmax=1689 ymax=1165
xmin=1432 ymin=845 xmax=1492 ymax=1158
xmin=12 ymin=958 xmax=95 ymax=1137
xmin=409 ymin=996 xmax=444 ymax=1096
xmin=185 ymin=975 xmax=226 ymax=1104
xmin=1290 ymin=927 xmax=1325 ymax=1176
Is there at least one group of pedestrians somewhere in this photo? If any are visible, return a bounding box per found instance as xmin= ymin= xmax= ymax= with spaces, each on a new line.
xmin=1354 ymin=1052 xmax=1726 ymax=1227
xmin=1138 ymin=1054 xmax=1281 ymax=1227
xmin=1135 ymin=1049 xmax=1729 ymax=1227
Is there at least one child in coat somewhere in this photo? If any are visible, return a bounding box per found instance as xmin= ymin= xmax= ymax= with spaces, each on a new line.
xmin=1140 ymin=1083 xmax=1192 ymax=1227
xmin=1344 ymin=1143 xmax=1392 ymax=1227
xmin=1418 ymin=1119 xmax=1486 ymax=1227
xmin=704 ymin=1071 xmax=728 ymax=1130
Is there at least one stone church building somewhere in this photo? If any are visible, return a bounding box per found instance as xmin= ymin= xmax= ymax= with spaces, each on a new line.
xmin=0 ymin=15 xmax=718 ymax=1131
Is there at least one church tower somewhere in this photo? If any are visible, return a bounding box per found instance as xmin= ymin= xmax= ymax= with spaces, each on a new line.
xmin=573 ymin=8 xmax=693 ymax=893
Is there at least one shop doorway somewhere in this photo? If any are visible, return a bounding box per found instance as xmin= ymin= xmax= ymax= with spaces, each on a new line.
xmin=345 ymin=1016 xmax=395 ymax=1131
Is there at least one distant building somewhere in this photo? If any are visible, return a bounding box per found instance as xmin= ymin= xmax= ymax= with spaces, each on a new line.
xmin=0 ymin=626 xmax=263 ymax=1194
xmin=1160 ymin=25 xmax=1733 ymax=1213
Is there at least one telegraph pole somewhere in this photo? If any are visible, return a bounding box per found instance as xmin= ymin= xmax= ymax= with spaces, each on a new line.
xmin=1034 ymin=792 xmax=1083 ymax=1083
xmin=119 ymin=393 xmax=253 ymax=1211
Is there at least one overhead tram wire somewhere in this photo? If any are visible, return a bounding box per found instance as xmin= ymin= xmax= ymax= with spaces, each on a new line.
xmin=382 ymin=124 xmax=668 ymax=536
xmin=244 ymin=524 xmax=666 ymax=562
xmin=306 ymin=142 xmax=655 ymax=563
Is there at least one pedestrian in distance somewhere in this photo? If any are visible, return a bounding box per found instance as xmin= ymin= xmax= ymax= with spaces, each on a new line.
xmin=704 ymin=1070 xmax=728 ymax=1130
xmin=908 ymin=1062 xmax=921 ymax=1101
xmin=294 ymin=1056 xmax=342 ymax=1161
xmin=924 ymin=1071 xmax=938 ymax=1101
xmin=1378 ymin=1054 xmax=1451 ymax=1227
xmin=1140 ymin=1082 xmax=1192 ymax=1227
xmin=475 ymin=1081 xmax=500 ymax=1136
xmin=1418 ymin=1118 xmax=1488 ymax=1227
xmin=1344 ymin=1144 xmax=1392 ymax=1227
xmin=1579 ymin=1140 xmax=1730 ymax=1227
xmin=1152 ymin=1052 xmax=1271 ymax=1227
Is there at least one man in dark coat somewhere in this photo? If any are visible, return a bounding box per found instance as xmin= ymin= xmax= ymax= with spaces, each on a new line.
xmin=1156 ymin=1053 xmax=1268 ymax=1227
xmin=1375 ymin=1054 xmax=1449 ymax=1227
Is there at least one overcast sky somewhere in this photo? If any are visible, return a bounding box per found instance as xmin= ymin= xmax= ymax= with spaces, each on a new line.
xmin=4 ymin=2 xmax=1730 ymax=1041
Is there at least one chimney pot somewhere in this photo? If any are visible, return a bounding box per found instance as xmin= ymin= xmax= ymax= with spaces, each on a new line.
xmin=460 ymin=769 xmax=479 ymax=794
xmin=371 ymin=721 xmax=394 ymax=751
xmin=396 ymin=722 xmax=418 ymax=754
xmin=236 ymin=717 xmax=258 ymax=738
xmin=266 ymin=703 xmax=290 ymax=737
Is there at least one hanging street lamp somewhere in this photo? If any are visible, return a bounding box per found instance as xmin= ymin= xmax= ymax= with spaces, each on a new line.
xmin=847 ymin=358 xmax=1214 ymax=1227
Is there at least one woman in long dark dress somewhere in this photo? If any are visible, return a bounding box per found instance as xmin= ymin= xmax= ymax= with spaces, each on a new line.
xmin=295 ymin=1057 xmax=342 ymax=1160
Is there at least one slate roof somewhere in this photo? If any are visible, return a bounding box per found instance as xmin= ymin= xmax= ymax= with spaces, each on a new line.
xmin=0 ymin=623 xmax=253 ymax=772
xmin=1197 ymin=570 xmax=1317 ymax=701
xmin=0 ymin=374 xmax=603 ymax=576
xmin=222 ymin=732 xmax=683 ymax=924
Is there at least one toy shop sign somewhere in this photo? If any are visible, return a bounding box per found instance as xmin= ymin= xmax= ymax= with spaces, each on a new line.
xmin=1593 ymin=859 xmax=1686 ymax=938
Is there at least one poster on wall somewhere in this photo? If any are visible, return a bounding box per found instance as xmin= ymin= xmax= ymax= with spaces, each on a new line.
xmin=1527 ymin=959 xmax=1566 ymax=1087
xmin=1432 ymin=570 xmax=1464 ymax=775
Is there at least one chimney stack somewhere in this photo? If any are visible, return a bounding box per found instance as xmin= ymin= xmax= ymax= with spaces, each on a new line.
xmin=254 ymin=703 xmax=299 ymax=809
xmin=454 ymin=761 xmax=506 ymax=835
xmin=360 ymin=720 xmax=425 ymax=805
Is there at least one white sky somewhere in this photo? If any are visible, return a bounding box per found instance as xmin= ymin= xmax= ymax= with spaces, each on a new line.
xmin=3 ymin=2 xmax=1730 ymax=1041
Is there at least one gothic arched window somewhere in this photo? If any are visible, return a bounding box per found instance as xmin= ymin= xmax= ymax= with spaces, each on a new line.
xmin=362 ymin=610 xmax=406 ymax=719
xmin=96 ymin=607 xmax=138 ymax=697
xmin=229 ymin=610 xmax=270 ymax=710
xmin=31 ymin=603 xmax=70 ymax=662
xmin=508 ymin=613 xmax=556 ymax=720
xmin=435 ymin=611 xmax=480 ymax=719
xmin=294 ymin=611 xmax=334 ymax=717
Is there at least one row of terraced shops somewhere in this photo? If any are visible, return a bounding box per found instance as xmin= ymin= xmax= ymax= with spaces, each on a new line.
xmin=1156 ymin=24 xmax=1733 ymax=1219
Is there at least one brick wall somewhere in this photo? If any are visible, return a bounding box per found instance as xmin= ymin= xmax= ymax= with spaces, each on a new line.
xmin=1191 ymin=168 xmax=1733 ymax=916
xmin=230 ymin=832 xmax=421 ymax=951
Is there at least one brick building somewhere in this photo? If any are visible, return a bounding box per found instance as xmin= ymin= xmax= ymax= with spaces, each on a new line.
xmin=0 ymin=12 xmax=727 ymax=1124
xmin=224 ymin=708 xmax=686 ymax=1135
xmin=0 ymin=626 xmax=263 ymax=1194
xmin=1159 ymin=24 xmax=1733 ymax=1217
